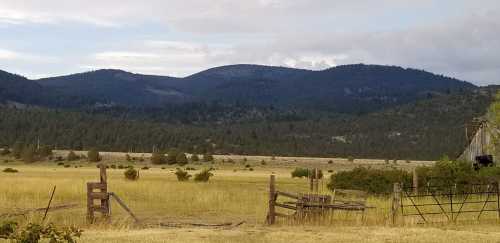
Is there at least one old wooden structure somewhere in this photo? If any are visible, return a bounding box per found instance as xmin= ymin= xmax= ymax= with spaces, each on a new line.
xmin=86 ymin=164 xmax=139 ymax=224
xmin=266 ymin=174 xmax=370 ymax=224
xmin=458 ymin=118 xmax=498 ymax=163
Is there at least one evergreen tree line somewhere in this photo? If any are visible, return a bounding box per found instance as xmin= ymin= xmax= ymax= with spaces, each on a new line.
xmin=0 ymin=91 xmax=494 ymax=161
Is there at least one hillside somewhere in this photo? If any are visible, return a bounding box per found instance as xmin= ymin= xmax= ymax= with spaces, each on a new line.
xmin=30 ymin=64 xmax=476 ymax=113
xmin=0 ymin=89 xmax=494 ymax=160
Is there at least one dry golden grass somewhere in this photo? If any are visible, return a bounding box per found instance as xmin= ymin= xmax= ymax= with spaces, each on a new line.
xmin=1 ymin=156 xmax=500 ymax=242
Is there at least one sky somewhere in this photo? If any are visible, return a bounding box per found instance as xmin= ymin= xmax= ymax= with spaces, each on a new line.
xmin=0 ymin=0 xmax=498 ymax=86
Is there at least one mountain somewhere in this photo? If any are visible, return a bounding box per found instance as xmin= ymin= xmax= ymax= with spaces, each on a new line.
xmin=37 ymin=69 xmax=188 ymax=106
xmin=0 ymin=70 xmax=91 ymax=107
xmin=31 ymin=64 xmax=476 ymax=113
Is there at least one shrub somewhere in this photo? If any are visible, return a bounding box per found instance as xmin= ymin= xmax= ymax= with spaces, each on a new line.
xmin=3 ymin=168 xmax=18 ymax=173
xmin=166 ymin=149 xmax=179 ymax=165
xmin=66 ymin=151 xmax=79 ymax=161
xmin=110 ymin=164 xmax=117 ymax=169
xmin=21 ymin=146 xmax=37 ymax=163
xmin=249 ymin=168 xmax=254 ymax=171
xmin=151 ymin=152 xmax=166 ymax=164
xmin=291 ymin=168 xmax=323 ymax=179
xmin=328 ymin=170 xmax=334 ymax=173
xmin=141 ymin=166 xmax=149 ymax=170
xmin=118 ymin=165 xmax=125 ymax=169
xmin=0 ymin=222 xmax=82 ymax=242
xmin=87 ymin=149 xmax=101 ymax=162
xmin=328 ymin=167 xmax=411 ymax=194
xmin=175 ymin=169 xmax=191 ymax=181
xmin=245 ymin=164 xmax=251 ymax=168
xmin=57 ymin=162 xmax=64 ymax=166
xmin=11 ymin=142 xmax=23 ymax=159
xmin=124 ymin=168 xmax=139 ymax=180
xmin=176 ymin=153 xmax=188 ymax=166
xmin=125 ymin=154 xmax=132 ymax=161
xmin=37 ymin=145 xmax=53 ymax=158
xmin=63 ymin=164 xmax=71 ymax=168
xmin=261 ymin=160 xmax=267 ymax=165
xmin=186 ymin=167 xmax=196 ymax=171
xmin=328 ymin=160 xmax=333 ymax=164
xmin=347 ymin=156 xmax=355 ymax=162
xmin=194 ymin=169 xmax=214 ymax=182
xmin=191 ymin=154 xmax=200 ymax=162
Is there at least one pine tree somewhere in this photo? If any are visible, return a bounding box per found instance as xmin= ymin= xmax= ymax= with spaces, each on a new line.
xmin=87 ymin=149 xmax=101 ymax=162
xmin=151 ymin=152 xmax=166 ymax=164
xmin=166 ymin=149 xmax=179 ymax=165
xmin=21 ymin=146 xmax=36 ymax=163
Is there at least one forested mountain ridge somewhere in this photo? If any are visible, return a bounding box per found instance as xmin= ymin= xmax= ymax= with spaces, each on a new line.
xmin=26 ymin=64 xmax=477 ymax=113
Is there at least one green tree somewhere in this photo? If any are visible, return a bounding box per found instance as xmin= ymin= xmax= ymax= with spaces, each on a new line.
xmin=11 ymin=142 xmax=23 ymax=159
xmin=21 ymin=146 xmax=36 ymax=163
xmin=150 ymin=152 xmax=166 ymax=164
xmin=176 ymin=153 xmax=188 ymax=166
xmin=37 ymin=145 xmax=53 ymax=158
xmin=166 ymin=149 xmax=179 ymax=165
xmin=87 ymin=149 xmax=101 ymax=162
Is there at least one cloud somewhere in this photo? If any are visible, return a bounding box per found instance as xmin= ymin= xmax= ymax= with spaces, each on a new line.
xmin=0 ymin=0 xmax=498 ymax=85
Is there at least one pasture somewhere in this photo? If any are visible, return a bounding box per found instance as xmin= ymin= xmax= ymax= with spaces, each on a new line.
xmin=1 ymin=153 xmax=500 ymax=242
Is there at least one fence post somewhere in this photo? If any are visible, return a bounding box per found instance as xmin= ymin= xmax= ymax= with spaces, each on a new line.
xmin=497 ymin=181 xmax=500 ymax=220
xmin=267 ymin=174 xmax=276 ymax=225
xmin=391 ymin=182 xmax=401 ymax=225
xmin=412 ymin=169 xmax=418 ymax=195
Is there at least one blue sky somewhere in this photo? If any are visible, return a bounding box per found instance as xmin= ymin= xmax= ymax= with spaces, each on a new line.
xmin=0 ymin=0 xmax=498 ymax=85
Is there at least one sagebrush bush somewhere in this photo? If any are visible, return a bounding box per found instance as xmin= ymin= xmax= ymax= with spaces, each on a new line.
xmin=66 ymin=151 xmax=79 ymax=161
xmin=291 ymin=168 xmax=323 ymax=179
xmin=2 ymin=168 xmax=18 ymax=173
xmin=328 ymin=167 xmax=411 ymax=194
xmin=124 ymin=168 xmax=139 ymax=180
xmin=0 ymin=222 xmax=82 ymax=243
xmin=194 ymin=169 xmax=213 ymax=182
xmin=175 ymin=169 xmax=191 ymax=181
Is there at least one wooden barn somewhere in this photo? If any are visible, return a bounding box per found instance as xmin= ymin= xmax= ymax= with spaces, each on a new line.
xmin=458 ymin=118 xmax=499 ymax=163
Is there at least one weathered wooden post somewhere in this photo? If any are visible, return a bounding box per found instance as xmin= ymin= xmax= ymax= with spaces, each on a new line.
xmin=391 ymin=182 xmax=401 ymax=225
xmin=497 ymin=181 xmax=500 ymax=220
xmin=267 ymin=174 xmax=276 ymax=225
xmin=314 ymin=168 xmax=319 ymax=193
xmin=87 ymin=164 xmax=110 ymax=224
xmin=412 ymin=169 xmax=418 ymax=195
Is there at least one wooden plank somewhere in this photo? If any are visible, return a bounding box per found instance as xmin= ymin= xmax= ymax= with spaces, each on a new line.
xmin=108 ymin=192 xmax=140 ymax=223
xmin=89 ymin=192 xmax=109 ymax=200
xmin=87 ymin=182 xmax=107 ymax=189
xmin=276 ymin=191 xmax=299 ymax=199
xmin=267 ymin=175 xmax=276 ymax=225
xmin=275 ymin=203 xmax=297 ymax=210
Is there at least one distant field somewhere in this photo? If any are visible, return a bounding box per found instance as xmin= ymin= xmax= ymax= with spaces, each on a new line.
xmin=3 ymin=153 xmax=499 ymax=243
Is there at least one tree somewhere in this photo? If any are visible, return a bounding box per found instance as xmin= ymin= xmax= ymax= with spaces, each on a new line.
xmin=37 ymin=145 xmax=53 ymax=158
xmin=67 ymin=151 xmax=79 ymax=161
xmin=11 ymin=142 xmax=23 ymax=159
xmin=150 ymin=152 xmax=166 ymax=164
xmin=87 ymin=149 xmax=101 ymax=162
xmin=21 ymin=146 xmax=36 ymax=163
xmin=166 ymin=149 xmax=179 ymax=165
xmin=176 ymin=153 xmax=188 ymax=166
xmin=203 ymin=153 xmax=214 ymax=162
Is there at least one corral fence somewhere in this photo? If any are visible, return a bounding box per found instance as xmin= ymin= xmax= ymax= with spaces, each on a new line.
xmin=392 ymin=179 xmax=500 ymax=223
xmin=266 ymin=174 xmax=371 ymax=225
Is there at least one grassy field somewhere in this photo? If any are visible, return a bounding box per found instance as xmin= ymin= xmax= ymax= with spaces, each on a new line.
xmin=1 ymin=154 xmax=500 ymax=242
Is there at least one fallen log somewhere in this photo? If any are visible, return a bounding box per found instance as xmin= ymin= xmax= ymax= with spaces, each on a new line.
xmin=0 ymin=204 xmax=79 ymax=218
